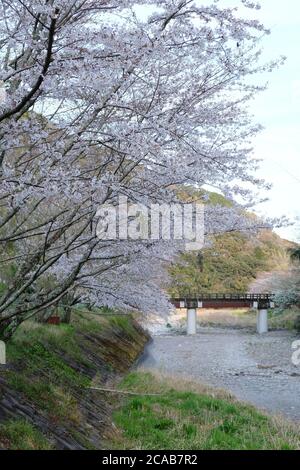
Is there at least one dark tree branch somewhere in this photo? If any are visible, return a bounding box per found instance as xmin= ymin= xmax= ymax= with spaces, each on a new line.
xmin=0 ymin=8 xmax=59 ymax=123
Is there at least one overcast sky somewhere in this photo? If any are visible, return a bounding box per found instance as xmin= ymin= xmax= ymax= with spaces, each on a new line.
xmin=237 ymin=0 xmax=300 ymax=242
xmin=138 ymin=1 xmax=300 ymax=241
xmin=206 ymin=0 xmax=300 ymax=241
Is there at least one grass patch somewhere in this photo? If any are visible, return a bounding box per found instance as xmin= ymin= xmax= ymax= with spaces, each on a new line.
xmin=4 ymin=311 xmax=105 ymax=426
xmin=0 ymin=419 xmax=52 ymax=450
xmin=108 ymin=315 xmax=136 ymax=335
xmin=269 ymin=308 xmax=300 ymax=330
xmin=8 ymin=339 xmax=91 ymax=389
xmin=8 ymin=319 xmax=89 ymax=366
xmin=7 ymin=372 xmax=82 ymax=423
xmin=0 ymin=309 xmax=148 ymax=449
xmin=108 ymin=371 xmax=300 ymax=450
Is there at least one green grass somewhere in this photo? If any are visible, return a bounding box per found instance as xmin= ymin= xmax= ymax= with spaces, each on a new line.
xmin=108 ymin=371 xmax=300 ymax=450
xmin=8 ymin=317 xmax=94 ymax=366
xmin=108 ymin=315 xmax=137 ymax=335
xmin=269 ymin=308 xmax=300 ymax=330
xmin=8 ymin=342 xmax=90 ymax=388
xmin=3 ymin=311 xmax=108 ymax=428
xmin=0 ymin=419 xmax=52 ymax=450
xmin=7 ymin=371 xmax=82 ymax=423
xmin=0 ymin=310 xmax=146 ymax=449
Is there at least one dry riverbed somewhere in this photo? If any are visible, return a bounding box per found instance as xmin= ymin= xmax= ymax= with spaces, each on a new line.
xmin=139 ymin=311 xmax=300 ymax=422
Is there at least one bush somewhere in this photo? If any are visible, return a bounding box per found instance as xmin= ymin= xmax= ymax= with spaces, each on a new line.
xmin=294 ymin=315 xmax=300 ymax=332
xmin=274 ymin=269 xmax=300 ymax=311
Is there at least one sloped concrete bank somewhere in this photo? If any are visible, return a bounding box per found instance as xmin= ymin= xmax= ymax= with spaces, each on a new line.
xmin=0 ymin=312 xmax=149 ymax=449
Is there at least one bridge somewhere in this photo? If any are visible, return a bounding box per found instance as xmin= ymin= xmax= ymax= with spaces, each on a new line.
xmin=171 ymin=293 xmax=275 ymax=335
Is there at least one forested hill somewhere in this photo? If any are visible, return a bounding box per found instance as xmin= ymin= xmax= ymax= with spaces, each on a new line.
xmin=169 ymin=190 xmax=294 ymax=296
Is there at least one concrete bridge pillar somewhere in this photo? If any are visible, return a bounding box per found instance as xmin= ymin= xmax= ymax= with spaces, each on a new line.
xmin=187 ymin=308 xmax=197 ymax=335
xmin=257 ymin=309 xmax=268 ymax=335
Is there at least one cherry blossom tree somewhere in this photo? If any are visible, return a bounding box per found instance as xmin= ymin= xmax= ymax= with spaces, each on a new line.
xmin=0 ymin=0 xmax=281 ymax=338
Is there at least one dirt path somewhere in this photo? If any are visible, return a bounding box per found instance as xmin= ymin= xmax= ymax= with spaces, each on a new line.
xmin=138 ymin=327 xmax=300 ymax=422
xmin=249 ymin=270 xmax=291 ymax=293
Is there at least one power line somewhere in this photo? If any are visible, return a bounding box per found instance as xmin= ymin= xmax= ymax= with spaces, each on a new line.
xmin=266 ymin=159 xmax=300 ymax=184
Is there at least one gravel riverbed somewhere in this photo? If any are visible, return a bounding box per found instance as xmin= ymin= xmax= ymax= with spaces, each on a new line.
xmin=138 ymin=326 xmax=300 ymax=421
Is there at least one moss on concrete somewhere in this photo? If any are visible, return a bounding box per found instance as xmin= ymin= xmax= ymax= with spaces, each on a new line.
xmin=0 ymin=310 xmax=149 ymax=450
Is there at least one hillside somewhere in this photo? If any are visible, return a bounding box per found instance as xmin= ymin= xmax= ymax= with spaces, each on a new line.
xmin=169 ymin=190 xmax=294 ymax=296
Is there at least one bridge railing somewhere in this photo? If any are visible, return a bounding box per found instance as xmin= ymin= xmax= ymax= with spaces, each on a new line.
xmin=172 ymin=293 xmax=275 ymax=301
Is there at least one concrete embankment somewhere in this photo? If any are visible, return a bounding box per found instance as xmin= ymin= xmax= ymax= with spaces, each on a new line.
xmin=0 ymin=312 xmax=149 ymax=449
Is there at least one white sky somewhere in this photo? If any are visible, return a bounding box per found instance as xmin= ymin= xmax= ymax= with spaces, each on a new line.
xmin=238 ymin=0 xmax=300 ymax=242
xmin=137 ymin=1 xmax=300 ymax=242
xmin=205 ymin=0 xmax=300 ymax=242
